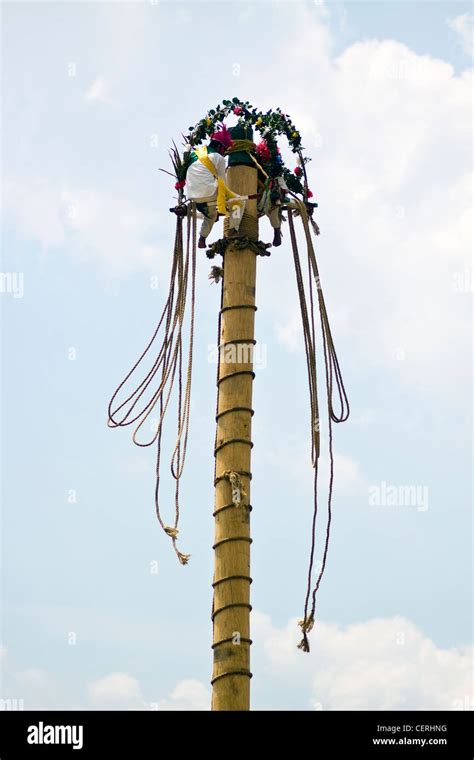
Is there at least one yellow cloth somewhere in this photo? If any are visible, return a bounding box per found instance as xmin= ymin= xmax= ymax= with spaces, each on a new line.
xmin=195 ymin=146 xmax=238 ymax=216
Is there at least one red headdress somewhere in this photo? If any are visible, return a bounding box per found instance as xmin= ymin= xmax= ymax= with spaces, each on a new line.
xmin=211 ymin=123 xmax=234 ymax=150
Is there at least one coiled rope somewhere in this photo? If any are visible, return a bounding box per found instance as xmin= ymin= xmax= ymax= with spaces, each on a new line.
xmin=288 ymin=200 xmax=350 ymax=652
xmin=107 ymin=205 xmax=197 ymax=564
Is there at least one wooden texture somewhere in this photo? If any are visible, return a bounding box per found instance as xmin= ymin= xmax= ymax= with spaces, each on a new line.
xmin=211 ymin=165 xmax=258 ymax=711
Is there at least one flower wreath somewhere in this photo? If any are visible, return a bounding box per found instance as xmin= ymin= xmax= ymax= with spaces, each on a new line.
xmin=166 ymin=97 xmax=316 ymax=203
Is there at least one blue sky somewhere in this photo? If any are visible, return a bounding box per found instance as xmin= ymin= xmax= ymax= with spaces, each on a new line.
xmin=1 ymin=1 xmax=472 ymax=710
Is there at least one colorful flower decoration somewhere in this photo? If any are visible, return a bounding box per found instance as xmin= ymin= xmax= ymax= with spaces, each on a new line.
xmin=256 ymin=139 xmax=272 ymax=165
xmin=184 ymin=97 xmax=316 ymax=202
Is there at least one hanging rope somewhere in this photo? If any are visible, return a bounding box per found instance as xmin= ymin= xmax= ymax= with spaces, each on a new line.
xmin=107 ymin=205 xmax=197 ymax=565
xmin=108 ymin=139 xmax=349 ymax=653
xmin=287 ymin=201 xmax=350 ymax=652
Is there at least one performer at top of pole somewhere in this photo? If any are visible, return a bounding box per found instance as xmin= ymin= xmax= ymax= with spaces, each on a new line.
xmin=185 ymin=124 xmax=242 ymax=249
xmin=108 ymin=98 xmax=350 ymax=657
xmin=255 ymin=137 xmax=290 ymax=248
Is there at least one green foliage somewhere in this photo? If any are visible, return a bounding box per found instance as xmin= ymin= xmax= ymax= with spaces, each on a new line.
xmin=159 ymin=140 xmax=194 ymax=182
xmin=183 ymin=98 xmax=316 ymax=201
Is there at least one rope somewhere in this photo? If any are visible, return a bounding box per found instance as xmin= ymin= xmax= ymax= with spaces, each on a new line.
xmin=211 ymin=669 xmax=252 ymax=685
xmin=223 ymin=212 xmax=258 ymax=241
xmin=212 ymin=636 xmax=252 ymax=648
xmin=226 ymin=139 xmax=268 ymax=176
xmin=213 ymin=502 xmax=253 ymax=517
xmin=210 ymin=273 xmax=253 ymax=660
xmin=208 ymin=266 xmax=224 ymax=284
xmin=222 ymin=139 xmax=261 ymax=242
xmin=220 ymin=304 xmax=257 ymax=314
xmin=226 ymin=139 xmax=256 ymax=154
xmin=212 ymin=574 xmax=253 ymax=587
xmin=214 ymin=438 xmax=254 ymax=455
xmin=215 ymin=405 xmax=254 ymax=420
xmin=107 ymin=205 xmax=198 ymax=565
xmin=288 ymin=201 xmax=350 ymax=652
xmin=217 ymin=369 xmax=256 ymax=385
xmin=214 ymin=469 xmax=249 ymax=506
xmin=207 ymin=238 xmax=270 ymax=259
xmin=213 ymin=536 xmax=252 ymax=550
xmin=212 ymin=601 xmax=252 ymax=621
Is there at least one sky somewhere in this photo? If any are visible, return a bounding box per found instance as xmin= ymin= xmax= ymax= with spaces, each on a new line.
xmin=1 ymin=0 xmax=472 ymax=711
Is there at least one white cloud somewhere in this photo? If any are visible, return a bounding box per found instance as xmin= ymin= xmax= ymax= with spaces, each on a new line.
xmin=331 ymin=450 xmax=366 ymax=491
xmin=88 ymin=672 xmax=147 ymax=710
xmin=88 ymin=672 xmax=210 ymax=711
xmin=4 ymin=6 xmax=471 ymax=392
xmin=3 ymin=178 xmax=66 ymax=248
xmin=448 ymin=13 xmax=474 ymax=59
xmin=3 ymin=178 xmax=165 ymax=274
xmin=84 ymin=76 xmax=111 ymax=103
xmin=253 ymin=611 xmax=474 ymax=710
xmin=275 ymin=311 xmax=305 ymax=354
xmin=263 ymin=436 xmax=366 ymax=493
xmin=2 ymin=650 xmax=209 ymax=711
xmin=16 ymin=668 xmax=52 ymax=690
xmin=62 ymin=185 xmax=161 ymax=272
xmin=2 ymin=619 xmax=472 ymax=711
xmin=157 ymin=679 xmax=210 ymax=711
xmin=13 ymin=668 xmax=61 ymax=709
xmin=255 ymin=9 xmax=472 ymax=392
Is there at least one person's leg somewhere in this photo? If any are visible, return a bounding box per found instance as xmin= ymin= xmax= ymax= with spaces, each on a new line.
xmin=267 ymin=206 xmax=282 ymax=246
xmin=195 ymin=198 xmax=218 ymax=248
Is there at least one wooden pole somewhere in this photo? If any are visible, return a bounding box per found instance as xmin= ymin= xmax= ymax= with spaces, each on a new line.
xmin=211 ymin=162 xmax=258 ymax=710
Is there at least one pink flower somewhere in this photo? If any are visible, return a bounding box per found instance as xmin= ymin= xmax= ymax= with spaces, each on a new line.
xmin=307 ymin=188 xmax=313 ymax=198
xmin=175 ymin=179 xmax=186 ymax=190
xmin=294 ymin=166 xmax=302 ymax=177
xmin=233 ymin=106 xmax=243 ymax=115
xmin=256 ymin=139 xmax=271 ymax=164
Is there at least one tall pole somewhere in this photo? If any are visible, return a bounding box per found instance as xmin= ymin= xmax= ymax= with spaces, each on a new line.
xmin=211 ymin=158 xmax=258 ymax=710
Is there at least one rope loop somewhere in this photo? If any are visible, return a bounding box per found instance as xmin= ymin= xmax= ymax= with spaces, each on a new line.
xmin=107 ymin=206 xmax=198 ymax=565
xmin=288 ymin=203 xmax=350 ymax=652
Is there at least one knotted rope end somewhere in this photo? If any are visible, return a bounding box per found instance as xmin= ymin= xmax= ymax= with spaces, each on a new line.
xmin=224 ymin=470 xmax=247 ymax=507
xmin=297 ymin=635 xmax=311 ymax=653
xmin=209 ymin=266 xmax=224 ymax=284
xmin=297 ymin=617 xmax=314 ymax=652
xmin=298 ymin=614 xmax=315 ymax=633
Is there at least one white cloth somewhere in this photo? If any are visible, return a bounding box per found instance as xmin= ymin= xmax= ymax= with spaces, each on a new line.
xmin=186 ymin=151 xmax=226 ymax=200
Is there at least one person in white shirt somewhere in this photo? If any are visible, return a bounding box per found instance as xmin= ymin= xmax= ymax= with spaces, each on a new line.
xmin=185 ymin=125 xmax=234 ymax=248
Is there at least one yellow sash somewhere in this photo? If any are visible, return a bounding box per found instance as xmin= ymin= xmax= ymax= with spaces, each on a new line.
xmin=195 ymin=146 xmax=238 ymax=216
